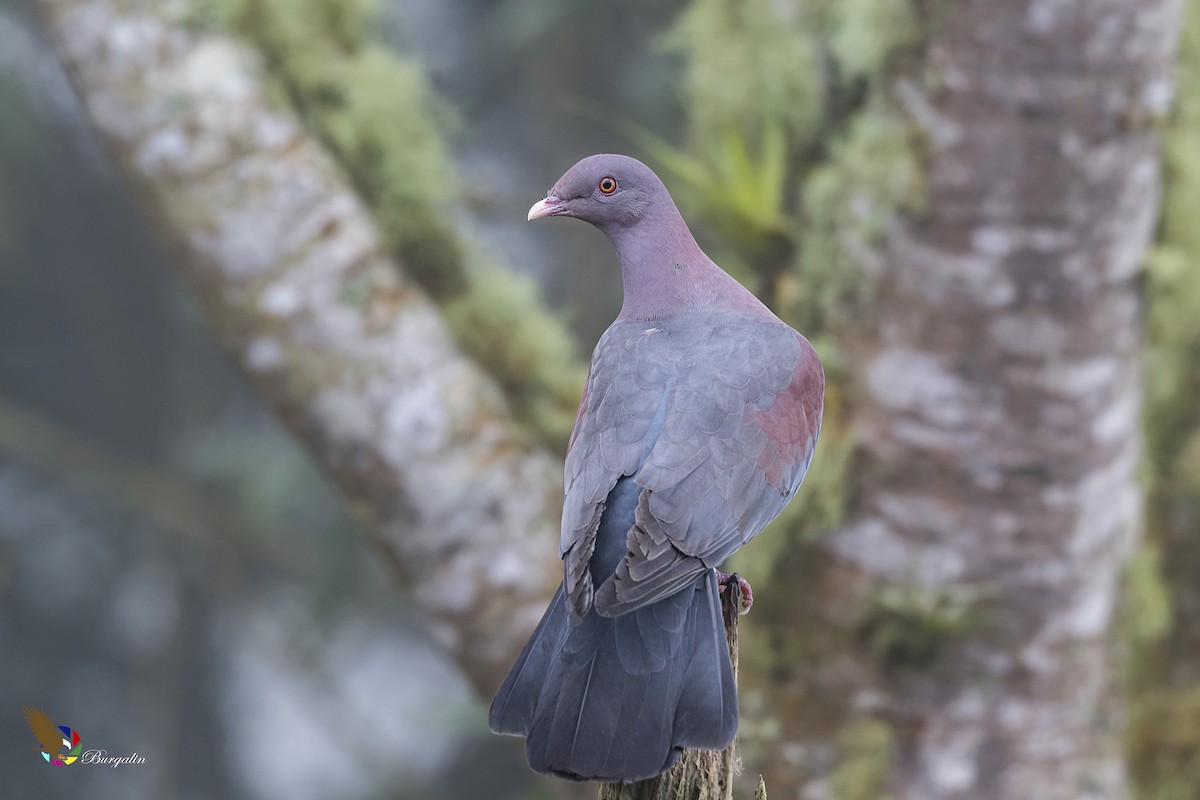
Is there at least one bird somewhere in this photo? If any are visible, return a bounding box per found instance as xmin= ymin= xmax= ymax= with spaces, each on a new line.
xmin=22 ymin=706 xmax=65 ymax=762
xmin=489 ymin=154 xmax=824 ymax=782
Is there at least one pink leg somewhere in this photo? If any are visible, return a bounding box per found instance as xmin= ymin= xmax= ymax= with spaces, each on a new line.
xmin=714 ymin=570 xmax=754 ymax=614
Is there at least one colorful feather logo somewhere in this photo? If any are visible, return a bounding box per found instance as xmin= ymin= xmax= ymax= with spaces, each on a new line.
xmin=21 ymin=706 xmax=82 ymax=766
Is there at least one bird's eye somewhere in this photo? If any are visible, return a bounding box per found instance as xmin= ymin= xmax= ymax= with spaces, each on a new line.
xmin=598 ymin=176 xmax=618 ymax=195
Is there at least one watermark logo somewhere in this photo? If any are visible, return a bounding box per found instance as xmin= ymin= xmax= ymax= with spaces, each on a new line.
xmin=21 ymin=707 xmax=82 ymax=766
xmin=80 ymin=750 xmax=147 ymax=767
xmin=20 ymin=707 xmax=146 ymax=768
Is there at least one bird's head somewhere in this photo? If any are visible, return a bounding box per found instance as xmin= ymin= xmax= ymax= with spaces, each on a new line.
xmin=528 ymin=154 xmax=669 ymax=233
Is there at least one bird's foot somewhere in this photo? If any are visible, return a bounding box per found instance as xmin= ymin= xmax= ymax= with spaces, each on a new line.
xmin=715 ymin=570 xmax=753 ymax=615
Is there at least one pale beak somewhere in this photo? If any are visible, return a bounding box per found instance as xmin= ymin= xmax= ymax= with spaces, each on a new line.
xmin=528 ymin=195 xmax=563 ymax=221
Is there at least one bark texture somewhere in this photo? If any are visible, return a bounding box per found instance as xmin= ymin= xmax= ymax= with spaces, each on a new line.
xmin=752 ymin=1 xmax=1180 ymax=798
xmin=34 ymin=0 xmax=562 ymax=693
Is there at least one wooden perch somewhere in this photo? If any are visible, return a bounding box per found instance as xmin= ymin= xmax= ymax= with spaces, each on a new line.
xmin=598 ymin=577 xmax=764 ymax=800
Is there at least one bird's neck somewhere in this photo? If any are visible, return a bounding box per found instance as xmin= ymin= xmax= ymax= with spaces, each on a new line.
xmin=605 ymin=209 xmax=717 ymax=320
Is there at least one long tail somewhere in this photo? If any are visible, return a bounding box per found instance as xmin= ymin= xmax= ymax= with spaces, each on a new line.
xmin=489 ymin=570 xmax=737 ymax=782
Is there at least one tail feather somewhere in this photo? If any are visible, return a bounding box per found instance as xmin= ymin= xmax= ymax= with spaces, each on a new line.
xmin=672 ymin=571 xmax=737 ymax=749
xmin=488 ymin=587 xmax=572 ymax=736
xmin=489 ymin=570 xmax=737 ymax=782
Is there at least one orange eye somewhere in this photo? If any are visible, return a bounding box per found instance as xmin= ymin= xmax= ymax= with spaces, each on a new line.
xmin=598 ymin=176 xmax=617 ymax=195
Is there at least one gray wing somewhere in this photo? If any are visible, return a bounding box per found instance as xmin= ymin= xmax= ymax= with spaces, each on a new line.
xmin=561 ymin=312 xmax=824 ymax=621
xmin=560 ymin=320 xmax=670 ymax=620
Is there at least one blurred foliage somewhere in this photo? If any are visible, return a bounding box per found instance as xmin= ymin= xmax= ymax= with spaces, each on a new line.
xmin=668 ymin=0 xmax=824 ymax=150
xmin=658 ymin=0 xmax=923 ymax=325
xmin=789 ymin=102 xmax=920 ymax=335
xmin=610 ymin=115 xmax=793 ymax=289
xmin=1129 ymin=0 xmax=1200 ymax=797
xmin=1128 ymin=686 xmax=1200 ymax=800
xmin=186 ymin=0 xmax=585 ymax=448
xmin=652 ymin=0 xmax=822 ymax=277
xmin=660 ymin=2 xmax=926 ymax=610
xmin=1144 ymin=1 xmax=1200 ymax=514
xmin=821 ymin=0 xmax=918 ymax=87
xmin=1119 ymin=540 xmax=1172 ymax=663
xmin=861 ymin=581 xmax=992 ymax=672
xmin=443 ymin=262 xmax=585 ymax=440
xmin=828 ymin=718 xmax=897 ymax=800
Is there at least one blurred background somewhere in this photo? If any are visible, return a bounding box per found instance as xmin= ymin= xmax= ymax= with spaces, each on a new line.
xmin=1 ymin=0 xmax=1199 ymax=799
xmin=0 ymin=2 xmax=681 ymax=798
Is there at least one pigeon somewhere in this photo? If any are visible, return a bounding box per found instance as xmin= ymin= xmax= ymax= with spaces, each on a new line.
xmin=489 ymin=154 xmax=823 ymax=782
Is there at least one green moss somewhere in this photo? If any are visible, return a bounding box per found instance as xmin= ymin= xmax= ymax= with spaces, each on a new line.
xmin=787 ymin=101 xmax=923 ymax=336
xmin=191 ymin=0 xmax=583 ymax=445
xmin=665 ymin=0 xmax=824 ymax=153
xmin=443 ymin=263 xmax=586 ymax=450
xmin=1118 ymin=538 xmax=1172 ymax=693
xmin=658 ymin=0 xmax=820 ymax=298
xmin=198 ymin=0 xmax=464 ymax=295
xmin=320 ymin=48 xmax=463 ymax=296
xmin=1121 ymin=540 xmax=1172 ymax=650
xmin=828 ymin=718 xmax=897 ymax=800
xmin=1127 ymin=5 xmax=1200 ymax=798
xmin=1127 ymin=687 xmax=1200 ymax=800
xmin=1144 ymin=0 xmax=1200 ymax=504
xmin=820 ymin=0 xmax=918 ymax=87
xmin=663 ymin=0 xmax=926 ymax=312
xmin=663 ymin=0 xmax=926 ymax=554
xmin=862 ymin=581 xmax=990 ymax=671
xmin=664 ymin=0 xmax=925 ymax=324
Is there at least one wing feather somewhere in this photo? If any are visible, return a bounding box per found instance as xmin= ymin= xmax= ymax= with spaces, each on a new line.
xmin=564 ymin=310 xmax=824 ymax=620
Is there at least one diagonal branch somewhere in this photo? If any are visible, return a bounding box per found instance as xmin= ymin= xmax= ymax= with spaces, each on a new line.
xmin=34 ymin=0 xmax=562 ymax=694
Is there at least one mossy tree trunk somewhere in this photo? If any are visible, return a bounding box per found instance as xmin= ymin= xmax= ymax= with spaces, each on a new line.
xmin=33 ymin=0 xmax=563 ymax=695
xmin=742 ymin=1 xmax=1182 ymax=798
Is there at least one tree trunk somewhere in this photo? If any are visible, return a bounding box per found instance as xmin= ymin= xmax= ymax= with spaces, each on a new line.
xmin=33 ymin=0 xmax=562 ymax=695
xmin=747 ymin=1 xmax=1181 ymax=797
